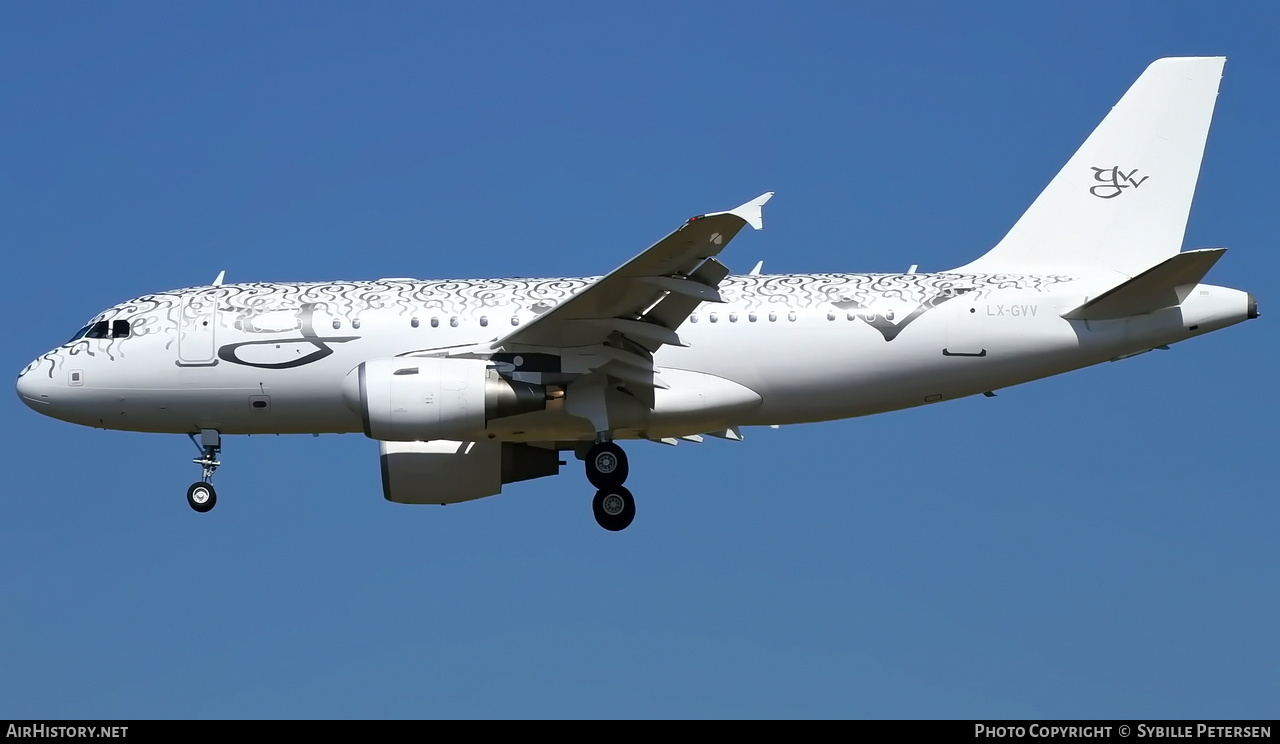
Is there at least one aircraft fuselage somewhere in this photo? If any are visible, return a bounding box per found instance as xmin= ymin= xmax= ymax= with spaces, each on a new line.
xmin=16 ymin=271 xmax=1254 ymax=442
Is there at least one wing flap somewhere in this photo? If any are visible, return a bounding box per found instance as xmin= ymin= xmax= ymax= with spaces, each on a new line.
xmin=637 ymin=275 xmax=725 ymax=303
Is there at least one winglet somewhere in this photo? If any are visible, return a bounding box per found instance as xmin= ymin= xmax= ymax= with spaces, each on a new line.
xmin=705 ymin=192 xmax=774 ymax=231
xmin=212 ymin=270 xmax=226 ymax=287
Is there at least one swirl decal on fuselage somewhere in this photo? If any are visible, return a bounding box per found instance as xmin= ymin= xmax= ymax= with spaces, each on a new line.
xmin=832 ymin=288 xmax=969 ymax=341
xmin=24 ymin=272 xmax=1076 ymax=378
xmin=217 ymin=304 xmax=359 ymax=369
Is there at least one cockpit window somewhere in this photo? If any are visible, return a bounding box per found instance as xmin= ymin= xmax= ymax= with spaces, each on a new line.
xmin=68 ymin=325 xmax=93 ymax=343
xmin=68 ymin=319 xmax=129 ymax=343
xmin=71 ymin=321 xmax=109 ymax=341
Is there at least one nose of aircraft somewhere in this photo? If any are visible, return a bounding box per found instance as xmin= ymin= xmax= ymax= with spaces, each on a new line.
xmin=15 ymin=365 xmax=54 ymax=411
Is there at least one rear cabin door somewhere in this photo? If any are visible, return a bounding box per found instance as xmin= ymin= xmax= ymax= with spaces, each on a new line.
xmin=944 ymin=293 xmax=986 ymax=357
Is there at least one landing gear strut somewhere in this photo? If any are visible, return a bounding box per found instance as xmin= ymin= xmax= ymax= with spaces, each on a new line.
xmin=585 ymin=440 xmax=634 ymax=530
xmin=186 ymin=429 xmax=221 ymax=513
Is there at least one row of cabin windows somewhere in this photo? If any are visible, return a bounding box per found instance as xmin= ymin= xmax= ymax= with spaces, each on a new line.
xmin=69 ymin=320 xmax=131 ymax=342
xmin=328 ymin=316 xmax=525 ymax=330
xmin=72 ymin=312 xmax=873 ymax=340
xmin=322 ymin=311 xmax=876 ymax=330
xmin=691 ymin=311 xmax=797 ymax=323
xmin=689 ymin=311 xmax=883 ymax=324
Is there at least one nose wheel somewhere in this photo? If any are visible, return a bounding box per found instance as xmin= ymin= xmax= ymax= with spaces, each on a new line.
xmin=186 ymin=429 xmax=222 ymax=513
xmin=585 ymin=441 xmax=634 ymax=530
xmin=187 ymin=482 xmax=217 ymax=513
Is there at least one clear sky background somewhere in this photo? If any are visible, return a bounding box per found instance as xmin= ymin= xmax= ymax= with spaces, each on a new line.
xmin=2 ymin=3 xmax=1277 ymax=719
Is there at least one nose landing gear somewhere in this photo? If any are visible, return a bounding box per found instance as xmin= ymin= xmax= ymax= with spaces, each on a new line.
xmin=187 ymin=481 xmax=216 ymax=513
xmin=585 ymin=440 xmax=634 ymax=531
xmin=186 ymin=429 xmax=221 ymax=513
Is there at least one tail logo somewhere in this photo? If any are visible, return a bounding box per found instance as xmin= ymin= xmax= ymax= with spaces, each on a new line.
xmin=1090 ymin=166 xmax=1149 ymax=199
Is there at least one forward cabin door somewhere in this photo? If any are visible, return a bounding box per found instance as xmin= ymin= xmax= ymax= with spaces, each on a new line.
xmin=178 ymin=291 xmax=218 ymax=365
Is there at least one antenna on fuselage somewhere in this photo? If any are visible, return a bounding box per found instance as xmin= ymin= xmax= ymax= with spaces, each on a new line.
xmin=212 ymin=270 xmax=226 ymax=287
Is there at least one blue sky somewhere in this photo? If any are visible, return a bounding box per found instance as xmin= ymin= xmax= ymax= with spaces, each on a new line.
xmin=2 ymin=3 xmax=1277 ymax=719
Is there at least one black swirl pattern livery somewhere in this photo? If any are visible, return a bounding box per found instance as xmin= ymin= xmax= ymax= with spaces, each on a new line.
xmin=18 ymin=272 xmax=1074 ymax=378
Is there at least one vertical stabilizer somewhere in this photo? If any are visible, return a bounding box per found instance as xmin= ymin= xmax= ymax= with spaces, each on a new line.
xmin=958 ymin=57 xmax=1225 ymax=277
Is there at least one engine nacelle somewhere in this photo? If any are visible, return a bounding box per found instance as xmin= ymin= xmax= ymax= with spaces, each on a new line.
xmin=343 ymin=357 xmax=547 ymax=441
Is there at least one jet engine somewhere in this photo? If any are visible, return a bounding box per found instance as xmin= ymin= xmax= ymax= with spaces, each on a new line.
xmin=343 ymin=357 xmax=548 ymax=441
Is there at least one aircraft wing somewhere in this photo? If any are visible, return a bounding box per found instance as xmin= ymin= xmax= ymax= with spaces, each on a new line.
xmin=492 ymin=192 xmax=773 ymax=354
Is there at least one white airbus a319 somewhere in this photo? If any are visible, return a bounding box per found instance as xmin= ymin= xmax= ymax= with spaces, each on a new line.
xmin=17 ymin=57 xmax=1256 ymax=530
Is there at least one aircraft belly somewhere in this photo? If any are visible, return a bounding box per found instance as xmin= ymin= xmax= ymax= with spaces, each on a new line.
xmin=485 ymin=368 xmax=763 ymax=441
xmin=57 ymin=387 xmax=359 ymax=434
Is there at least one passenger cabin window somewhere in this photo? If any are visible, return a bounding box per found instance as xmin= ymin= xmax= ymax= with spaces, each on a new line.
xmin=430 ymin=317 xmax=439 ymax=328
xmin=411 ymin=317 xmax=420 ymax=328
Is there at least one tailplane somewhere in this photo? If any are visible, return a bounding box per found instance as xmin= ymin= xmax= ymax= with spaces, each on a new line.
xmin=958 ymin=57 xmax=1225 ymax=277
xmin=1060 ymin=247 xmax=1225 ymax=320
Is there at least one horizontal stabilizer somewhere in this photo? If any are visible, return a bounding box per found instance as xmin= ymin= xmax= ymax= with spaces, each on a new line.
xmin=1062 ymin=248 xmax=1226 ymax=320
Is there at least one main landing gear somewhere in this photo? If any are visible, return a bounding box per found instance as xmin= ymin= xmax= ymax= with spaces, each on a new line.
xmin=585 ymin=440 xmax=635 ymax=531
xmin=186 ymin=429 xmax=221 ymax=513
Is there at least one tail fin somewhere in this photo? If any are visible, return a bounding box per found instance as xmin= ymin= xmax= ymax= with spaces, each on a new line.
xmin=958 ymin=57 xmax=1225 ymax=277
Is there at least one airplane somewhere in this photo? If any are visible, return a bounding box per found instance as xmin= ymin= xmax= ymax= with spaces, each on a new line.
xmin=15 ymin=57 xmax=1257 ymax=531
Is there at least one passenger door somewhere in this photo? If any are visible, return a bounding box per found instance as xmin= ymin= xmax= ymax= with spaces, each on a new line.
xmin=178 ymin=291 xmax=218 ymax=365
